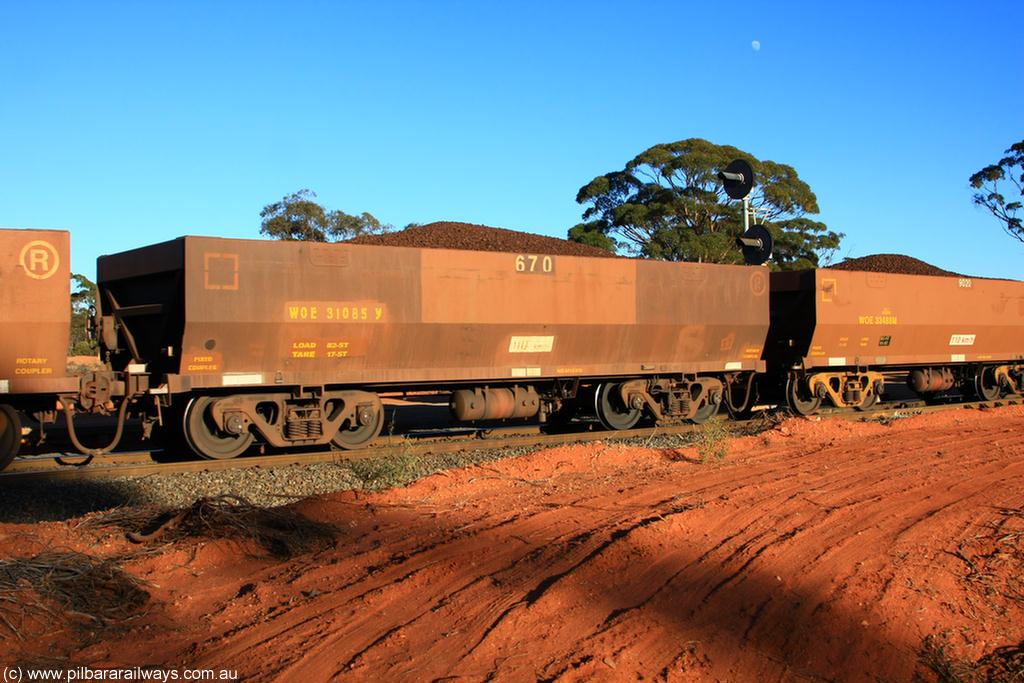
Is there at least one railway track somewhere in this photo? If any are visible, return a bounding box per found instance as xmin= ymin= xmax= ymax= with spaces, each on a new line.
xmin=1 ymin=421 xmax=646 ymax=482
xmin=3 ymin=396 xmax=1019 ymax=485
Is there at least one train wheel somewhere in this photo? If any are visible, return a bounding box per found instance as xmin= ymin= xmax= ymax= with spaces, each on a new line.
xmin=786 ymin=375 xmax=821 ymax=416
xmin=688 ymin=400 xmax=719 ymax=424
xmin=594 ymin=382 xmax=641 ymax=431
xmin=183 ymin=396 xmax=254 ymax=460
xmin=973 ymin=366 xmax=1001 ymax=401
xmin=332 ymin=395 xmax=384 ymax=450
xmin=855 ymin=392 xmax=878 ymax=411
xmin=0 ymin=405 xmax=21 ymax=471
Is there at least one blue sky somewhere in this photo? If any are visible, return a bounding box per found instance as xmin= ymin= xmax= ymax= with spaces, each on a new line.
xmin=2 ymin=0 xmax=1022 ymax=280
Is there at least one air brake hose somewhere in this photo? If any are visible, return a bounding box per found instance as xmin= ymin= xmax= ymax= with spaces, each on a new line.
xmin=58 ymin=395 xmax=132 ymax=465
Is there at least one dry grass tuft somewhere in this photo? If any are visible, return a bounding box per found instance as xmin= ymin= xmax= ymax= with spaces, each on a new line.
xmin=695 ymin=420 xmax=730 ymax=463
xmin=954 ymin=506 xmax=1024 ymax=609
xmin=0 ymin=551 xmax=149 ymax=640
xmin=917 ymin=635 xmax=1024 ymax=683
xmin=88 ymin=495 xmax=339 ymax=559
xmin=344 ymin=437 xmax=424 ymax=489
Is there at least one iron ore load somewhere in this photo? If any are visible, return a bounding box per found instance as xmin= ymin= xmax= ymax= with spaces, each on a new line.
xmin=94 ymin=235 xmax=770 ymax=459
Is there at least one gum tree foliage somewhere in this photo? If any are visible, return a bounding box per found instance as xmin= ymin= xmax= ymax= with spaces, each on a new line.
xmin=260 ymin=189 xmax=394 ymax=242
xmin=69 ymin=273 xmax=97 ymax=356
xmin=969 ymin=139 xmax=1024 ymax=244
xmin=569 ymin=139 xmax=843 ymax=269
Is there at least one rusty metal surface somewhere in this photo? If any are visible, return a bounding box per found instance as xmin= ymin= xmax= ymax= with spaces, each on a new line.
xmin=0 ymin=229 xmax=77 ymax=395
xmin=96 ymin=237 xmax=771 ymax=392
xmin=96 ymin=238 xmax=185 ymax=378
xmin=767 ymin=269 xmax=1024 ymax=369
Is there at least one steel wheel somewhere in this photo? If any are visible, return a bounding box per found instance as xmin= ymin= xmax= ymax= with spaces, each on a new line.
xmin=183 ymin=396 xmax=254 ymax=460
xmin=786 ymin=375 xmax=821 ymax=416
xmin=594 ymin=382 xmax=641 ymax=431
xmin=855 ymin=391 xmax=879 ymax=411
xmin=332 ymin=395 xmax=384 ymax=449
xmin=0 ymin=404 xmax=21 ymax=471
xmin=688 ymin=400 xmax=719 ymax=424
xmin=974 ymin=366 xmax=1001 ymax=401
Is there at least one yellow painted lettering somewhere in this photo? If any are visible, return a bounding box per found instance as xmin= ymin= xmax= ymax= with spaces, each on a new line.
xmin=29 ymin=248 xmax=50 ymax=273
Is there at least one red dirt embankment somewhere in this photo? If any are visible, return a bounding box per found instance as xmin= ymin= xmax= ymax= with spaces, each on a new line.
xmin=4 ymin=406 xmax=1024 ymax=682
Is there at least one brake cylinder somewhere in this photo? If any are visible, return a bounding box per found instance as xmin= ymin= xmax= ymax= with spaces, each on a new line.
xmin=908 ymin=367 xmax=954 ymax=393
xmin=450 ymin=386 xmax=540 ymax=421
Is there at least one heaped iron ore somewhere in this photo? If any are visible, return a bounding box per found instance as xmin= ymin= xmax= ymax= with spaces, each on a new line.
xmin=830 ymin=254 xmax=963 ymax=277
xmin=348 ymin=221 xmax=619 ymax=258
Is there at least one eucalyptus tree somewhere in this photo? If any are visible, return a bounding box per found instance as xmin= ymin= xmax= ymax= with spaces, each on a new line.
xmin=969 ymin=139 xmax=1023 ymax=244
xmin=569 ymin=138 xmax=842 ymax=269
xmin=260 ymin=189 xmax=392 ymax=242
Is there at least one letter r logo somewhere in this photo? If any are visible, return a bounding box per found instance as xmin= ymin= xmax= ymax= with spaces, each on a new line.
xmin=18 ymin=240 xmax=60 ymax=279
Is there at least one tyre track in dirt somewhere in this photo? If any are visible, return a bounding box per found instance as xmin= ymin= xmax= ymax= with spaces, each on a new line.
xmin=202 ymin=488 xmax=698 ymax=681
xmin=46 ymin=406 xmax=1024 ymax=682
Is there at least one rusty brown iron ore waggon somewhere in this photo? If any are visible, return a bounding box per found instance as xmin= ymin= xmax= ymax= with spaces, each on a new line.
xmin=94 ymin=237 xmax=771 ymax=459
xmin=0 ymin=229 xmax=77 ymax=469
xmin=764 ymin=269 xmax=1024 ymax=414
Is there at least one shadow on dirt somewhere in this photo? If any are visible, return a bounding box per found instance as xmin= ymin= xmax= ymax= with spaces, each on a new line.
xmin=0 ymin=479 xmax=140 ymax=523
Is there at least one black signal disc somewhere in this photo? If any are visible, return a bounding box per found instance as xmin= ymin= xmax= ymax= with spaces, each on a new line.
xmin=741 ymin=224 xmax=773 ymax=265
xmin=721 ymin=159 xmax=754 ymax=200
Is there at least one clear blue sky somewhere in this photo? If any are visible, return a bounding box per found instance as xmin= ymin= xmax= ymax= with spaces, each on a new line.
xmin=2 ymin=0 xmax=1022 ymax=280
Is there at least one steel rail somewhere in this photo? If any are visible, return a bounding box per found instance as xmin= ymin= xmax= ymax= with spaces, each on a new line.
xmin=2 ymin=397 xmax=1020 ymax=484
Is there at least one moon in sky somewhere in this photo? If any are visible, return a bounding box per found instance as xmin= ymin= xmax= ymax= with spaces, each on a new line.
xmin=751 ymin=40 xmax=761 ymax=51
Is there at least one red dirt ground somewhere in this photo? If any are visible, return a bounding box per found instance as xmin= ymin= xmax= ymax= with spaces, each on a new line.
xmin=3 ymin=405 xmax=1024 ymax=682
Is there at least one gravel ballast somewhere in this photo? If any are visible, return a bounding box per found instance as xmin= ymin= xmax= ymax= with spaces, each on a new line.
xmin=0 ymin=444 xmax=553 ymax=524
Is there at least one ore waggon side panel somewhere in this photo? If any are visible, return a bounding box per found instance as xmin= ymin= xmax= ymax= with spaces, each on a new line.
xmin=768 ymin=269 xmax=1024 ymax=369
xmin=0 ymin=229 xmax=76 ymax=395
xmin=98 ymin=236 xmax=770 ymax=391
